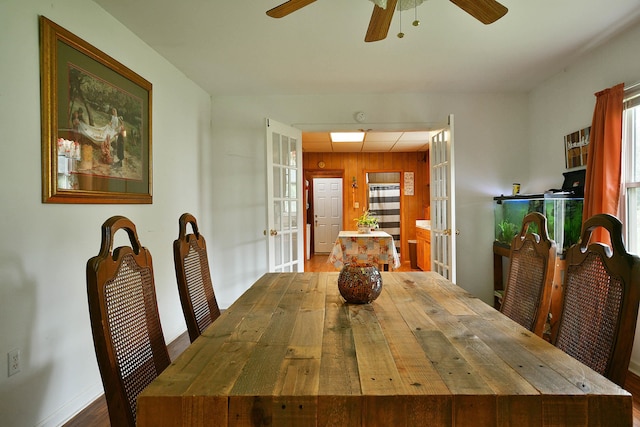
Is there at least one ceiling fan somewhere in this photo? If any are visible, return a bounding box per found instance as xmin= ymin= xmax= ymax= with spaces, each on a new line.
xmin=266 ymin=0 xmax=508 ymax=42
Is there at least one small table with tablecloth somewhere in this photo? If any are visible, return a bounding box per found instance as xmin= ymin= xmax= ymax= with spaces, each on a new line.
xmin=328 ymin=230 xmax=400 ymax=270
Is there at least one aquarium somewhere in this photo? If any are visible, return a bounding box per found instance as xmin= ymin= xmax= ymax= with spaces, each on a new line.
xmin=493 ymin=193 xmax=584 ymax=256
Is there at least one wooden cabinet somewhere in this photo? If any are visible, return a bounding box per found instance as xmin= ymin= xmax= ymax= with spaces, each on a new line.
xmin=416 ymin=227 xmax=431 ymax=271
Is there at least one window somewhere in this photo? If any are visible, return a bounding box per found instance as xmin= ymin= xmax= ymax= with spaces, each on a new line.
xmin=622 ymin=85 xmax=640 ymax=255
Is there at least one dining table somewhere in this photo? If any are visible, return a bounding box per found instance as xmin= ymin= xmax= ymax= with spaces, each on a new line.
xmin=328 ymin=230 xmax=401 ymax=271
xmin=137 ymin=271 xmax=631 ymax=426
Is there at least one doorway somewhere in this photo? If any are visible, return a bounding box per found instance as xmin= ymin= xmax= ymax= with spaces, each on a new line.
xmin=301 ymin=123 xmax=453 ymax=274
xmin=305 ymin=169 xmax=344 ymax=259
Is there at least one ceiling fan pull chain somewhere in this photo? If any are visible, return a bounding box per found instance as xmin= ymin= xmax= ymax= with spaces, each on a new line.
xmin=413 ymin=0 xmax=420 ymax=27
xmin=397 ymin=3 xmax=404 ymax=38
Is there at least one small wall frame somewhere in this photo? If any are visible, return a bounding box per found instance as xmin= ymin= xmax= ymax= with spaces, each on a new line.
xmin=564 ymin=126 xmax=590 ymax=170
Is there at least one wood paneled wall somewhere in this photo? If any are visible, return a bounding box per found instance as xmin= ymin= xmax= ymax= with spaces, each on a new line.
xmin=303 ymin=152 xmax=429 ymax=262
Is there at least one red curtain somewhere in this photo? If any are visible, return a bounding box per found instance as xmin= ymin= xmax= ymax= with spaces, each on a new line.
xmin=582 ymin=83 xmax=624 ymax=243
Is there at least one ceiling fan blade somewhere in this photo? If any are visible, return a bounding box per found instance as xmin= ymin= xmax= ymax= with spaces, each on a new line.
xmin=449 ymin=0 xmax=508 ymax=24
xmin=365 ymin=0 xmax=398 ymax=42
xmin=266 ymin=0 xmax=317 ymax=18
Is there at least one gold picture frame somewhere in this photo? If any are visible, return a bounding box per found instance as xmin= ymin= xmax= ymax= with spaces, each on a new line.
xmin=40 ymin=16 xmax=152 ymax=204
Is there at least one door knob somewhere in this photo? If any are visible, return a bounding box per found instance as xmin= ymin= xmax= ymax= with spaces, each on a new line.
xmin=270 ymin=229 xmax=278 ymax=236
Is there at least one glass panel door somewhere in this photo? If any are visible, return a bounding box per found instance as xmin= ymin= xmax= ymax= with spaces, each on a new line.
xmin=430 ymin=115 xmax=457 ymax=282
xmin=265 ymin=119 xmax=303 ymax=272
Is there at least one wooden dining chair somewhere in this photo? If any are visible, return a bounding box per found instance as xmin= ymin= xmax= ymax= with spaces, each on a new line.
xmin=553 ymin=213 xmax=640 ymax=387
xmin=173 ymin=213 xmax=221 ymax=342
xmin=500 ymin=212 xmax=557 ymax=337
xmin=86 ymin=216 xmax=170 ymax=427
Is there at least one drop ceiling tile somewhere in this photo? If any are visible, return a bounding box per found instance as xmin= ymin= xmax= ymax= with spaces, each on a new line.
xmin=332 ymin=142 xmax=363 ymax=152
xmin=365 ymin=132 xmax=403 ymax=142
xmin=302 ymin=141 xmax=332 ymax=152
xmin=391 ymin=141 xmax=429 ymax=151
xmin=363 ymin=141 xmax=395 ymax=151
xmin=303 ymin=132 xmax=331 ymax=142
xmin=398 ymin=131 xmax=432 ymax=141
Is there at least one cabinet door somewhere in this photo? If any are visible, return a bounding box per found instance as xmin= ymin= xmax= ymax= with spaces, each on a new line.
xmin=424 ymin=233 xmax=431 ymax=271
xmin=417 ymin=238 xmax=425 ymax=270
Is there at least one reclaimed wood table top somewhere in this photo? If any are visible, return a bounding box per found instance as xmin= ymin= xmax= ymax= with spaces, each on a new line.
xmin=137 ymin=272 xmax=631 ymax=427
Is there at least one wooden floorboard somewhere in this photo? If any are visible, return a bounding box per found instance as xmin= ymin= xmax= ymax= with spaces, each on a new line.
xmin=65 ymin=255 xmax=640 ymax=426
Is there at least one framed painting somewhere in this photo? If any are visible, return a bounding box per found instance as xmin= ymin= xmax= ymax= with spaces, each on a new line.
xmin=39 ymin=16 xmax=152 ymax=204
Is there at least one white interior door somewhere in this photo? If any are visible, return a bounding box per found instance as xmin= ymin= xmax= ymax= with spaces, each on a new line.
xmin=430 ymin=115 xmax=457 ymax=282
xmin=265 ymin=118 xmax=304 ymax=272
xmin=313 ymin=178 xmax=342 ymax=253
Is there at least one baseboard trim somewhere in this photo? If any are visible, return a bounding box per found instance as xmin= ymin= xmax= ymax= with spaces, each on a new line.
xmin=62 ymin=330 xmax=191 ymax=426
xmin=625 ymin=369 xmax=640 ymax=398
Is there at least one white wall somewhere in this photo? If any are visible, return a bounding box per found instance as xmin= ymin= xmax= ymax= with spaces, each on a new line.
xmin=207 ymin=92 xmax=529 ymax=307
xmin=0 ymin=1 xmax=210 ymax=425
xmin=528 ymin=21 xmax=640 ymax=373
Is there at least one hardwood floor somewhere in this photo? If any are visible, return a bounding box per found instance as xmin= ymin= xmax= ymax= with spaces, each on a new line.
xmin=65 ymin=255 xmax=640 ymax=426
xmin=63 ymin=332 xmax=190 ymax=427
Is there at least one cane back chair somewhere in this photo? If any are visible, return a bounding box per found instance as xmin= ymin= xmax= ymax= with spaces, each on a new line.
xmin=553 ymin=213 xmax=640 ymax=387
xmin=500 ymin=212 xmax=557 ymax=337
xmin=173 ymin=213 xmax=221 ymax=342
xmin=86 ymin=216 xmax=170 ymax=427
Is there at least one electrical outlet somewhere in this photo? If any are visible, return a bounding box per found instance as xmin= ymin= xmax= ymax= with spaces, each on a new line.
xmin=8 ymin=349 xmax=20 ymax=377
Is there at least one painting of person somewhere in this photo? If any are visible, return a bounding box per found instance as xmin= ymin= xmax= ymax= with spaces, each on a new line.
xmin=114 ymin=120 xmax=125 ymax=168
xmin=102 ymin=107 xmax=119 ymax=164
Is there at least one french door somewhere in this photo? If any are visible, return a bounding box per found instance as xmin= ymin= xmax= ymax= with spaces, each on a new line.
xmin=265 ymin=119 xmax=304 ymax=272
xmin=430 ymin=115 xmax=457 ymax=282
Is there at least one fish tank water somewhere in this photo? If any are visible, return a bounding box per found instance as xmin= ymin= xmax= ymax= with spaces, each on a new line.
xmin=493 ymin=193 xmax=584 ymax=256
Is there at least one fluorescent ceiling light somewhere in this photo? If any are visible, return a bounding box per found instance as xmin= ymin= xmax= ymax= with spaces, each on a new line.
xmin=330 ymin=132 xmax=365 ymax=142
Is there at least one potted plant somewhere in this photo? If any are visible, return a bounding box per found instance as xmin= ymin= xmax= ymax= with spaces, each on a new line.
xmin=354 ymin=210 xmax=379 ymax=234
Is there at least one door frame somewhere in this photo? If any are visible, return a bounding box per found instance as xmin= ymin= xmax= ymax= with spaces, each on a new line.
xmin=312 ymin=177 xmax=343 ymax=253
xmin=304 ymin=169 xmax=344 ymax=257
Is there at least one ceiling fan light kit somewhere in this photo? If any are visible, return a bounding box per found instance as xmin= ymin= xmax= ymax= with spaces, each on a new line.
xmin=267 ymin=0 xmax=508 ymax=42
xmin=369 ymin=0 xmax=425 ymax=9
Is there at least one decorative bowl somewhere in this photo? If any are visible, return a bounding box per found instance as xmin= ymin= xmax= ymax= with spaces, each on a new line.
xmin=337 ymin=263 xmax=383 ymax=304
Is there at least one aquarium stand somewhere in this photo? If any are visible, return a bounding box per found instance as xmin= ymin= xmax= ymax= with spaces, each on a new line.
xmin=493 ymin=242 xmax=511 ymax=309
